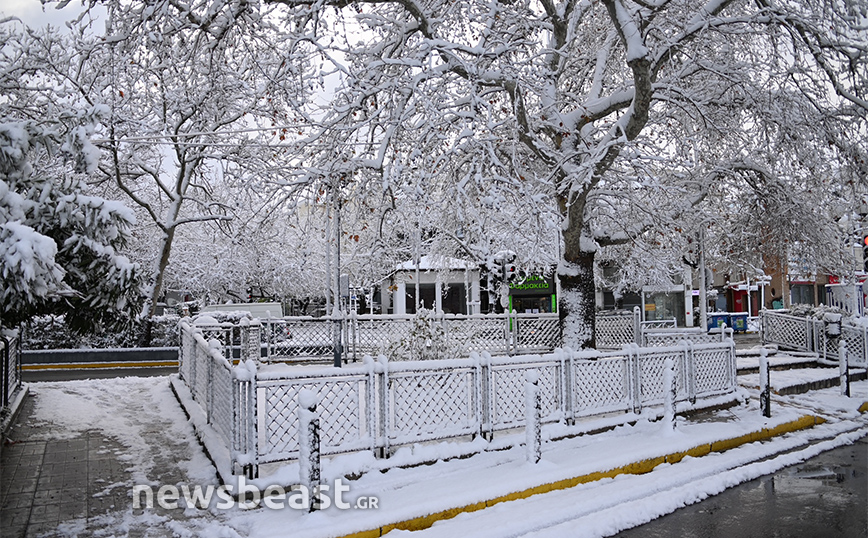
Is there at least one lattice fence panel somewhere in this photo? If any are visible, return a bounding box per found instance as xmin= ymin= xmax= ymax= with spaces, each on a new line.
xmin=446 ymin=317 xmax=509 ymax=355
xmin=490 ymin=363 xmax=561 ymax=428
xmin=389 ymin=369 xmax=477 ymax=442
xmin=644 ymin=332 xmax=723 ymax=347
xmin=179 ymin=328 xmax=195 ymax=382
xmin=210 ymin=362 xmax=235 ymax=444
xmin=595 ymin=314 xmax=635 ymax=349
xmin=191 ymin=344 xmax=211 ymax=407
xmin=3 ymin=336 xmax=21 ymax=407
xmin=637 ymin=350 xmax=684 ymax=404
xmin=260 ymin=378 xmax=368 ymax=461
xmin=572 ymin=357 xmax=630 ymax=415
xmin=693 ymin=348 xmax=733 ymax=395
xmin=826 ymin=325 xmax=868 ymax=368
xmin=9 ymin=336 xmax=20 ymax=393
xmin=762 ymin=313 xmax=810 ymax=351
xmin=355 ymin=319 xmax=414 ymax=358
xmin=642 ymin=320 xmax=677 ymax=330
xmin=515 ymin=317 xmax=560 ymax=353
xmin=270 ymin=320 xmax=335 ymax=360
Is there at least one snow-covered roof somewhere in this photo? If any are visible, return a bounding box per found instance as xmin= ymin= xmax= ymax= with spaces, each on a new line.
xmin=396 ymin=255 xmax=477 ymax=271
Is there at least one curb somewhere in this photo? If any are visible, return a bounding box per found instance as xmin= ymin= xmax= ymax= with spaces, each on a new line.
xmin=1 ymin=384 xmax=29 ymax=439
xmin=338 ymin=414 xmax=828 ymax=538
xmin=21 ymin=361 xmax=177 ymax=371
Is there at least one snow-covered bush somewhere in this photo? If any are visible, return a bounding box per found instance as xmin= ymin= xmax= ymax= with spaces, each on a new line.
xmin=1 ymin=121 xmax=141 ymax=331
xmin=386 ymin=308 xmax=456 ymax=360
xmin=22 ymin=314 xmax=181 ymax=350
xmin=787 ymin=304 xmax=848 ymax=320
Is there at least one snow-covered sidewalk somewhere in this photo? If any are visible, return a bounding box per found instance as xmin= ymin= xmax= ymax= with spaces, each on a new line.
xmin=1 ymin=376 xmax=866 ymax=538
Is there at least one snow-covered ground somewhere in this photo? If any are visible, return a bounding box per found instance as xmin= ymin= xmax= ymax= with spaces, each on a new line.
xmin=19 ymin=374 xmax=868 ymax=538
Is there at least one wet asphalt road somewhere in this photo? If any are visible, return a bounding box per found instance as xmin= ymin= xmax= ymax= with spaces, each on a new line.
xmin=615 ymin=435 xmax=868 ymax=538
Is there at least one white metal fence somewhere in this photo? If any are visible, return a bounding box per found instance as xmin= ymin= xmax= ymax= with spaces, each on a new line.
xmin=256 ymin=312 xmax=561 ymax=362
xmin=825 ymin=283 xmax=866 ymax=317
xmin=179 ymin=319 xmax=738 ymax=477
xmin=761 ymin=310 xmax=868 ymax=367
xmin=238 ymin=309 xmax=718 ymax=362
xmin=1 ymin=333 xmax=22 ymax=412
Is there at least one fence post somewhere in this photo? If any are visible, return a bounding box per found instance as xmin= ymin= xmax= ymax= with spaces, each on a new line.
xmin=863 ymin=324 xmax=868 ymax=369
xmin=562 ymin=349 xmax=575 ymax=426
xmin=246 ymin=362 xmax=259 ymax=479
xmin=684 ymin=340 xmax=696 ymax=404
xmin=525 ymin=370 xmax=542 ymax=463
xmin=375 ymin=354 xmax=390 ymax=459
xmin=363 ymin=355 xmax=378 ymax=454
xmin=1 ymin=336 xmax=8 ymax=409
xmin=478 ymin=352 xmax=494 ymax=441
xmin=759 ymin=348 xmax=771 ymax=418
xmin=298 ymin=389 xmax=322 ymax=512
xmin=350 ymin=311 xmax=358 ymax=362
xmin=662 ymin=358 xmax=677 ymax=432
xmin=628 ymin=344 xmax=642 ymax=414
xmin=507 ymin=310 xmax=516 ymax=356
xmin=839 ymin=341 xmax=850 ymax=397
xmin=633 ymin=306 xmax=642 ymax=346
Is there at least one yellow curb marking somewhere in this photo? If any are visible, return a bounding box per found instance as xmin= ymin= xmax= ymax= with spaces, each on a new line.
xmin=858 ymin=402 xmax=868 ymax=414
xmin=22 ymin=361 xmax=177 ymax=370
xmin=337 ymin=415 xmax=826 ymax=538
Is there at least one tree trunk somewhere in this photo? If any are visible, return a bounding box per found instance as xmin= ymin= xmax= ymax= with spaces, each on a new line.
xmin=558 ymin=250 xmax=596 ymax=350
xmin=137 ymin=226 xmax=176 ymax=347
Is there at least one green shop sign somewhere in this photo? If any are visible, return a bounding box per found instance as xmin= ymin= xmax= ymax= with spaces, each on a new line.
xmin=509 ymin=275 xmax=553 ymax=295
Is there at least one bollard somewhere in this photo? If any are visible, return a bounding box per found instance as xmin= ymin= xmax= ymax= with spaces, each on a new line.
xmin=662 ymin=358 xmax=677 ymax=432
xmin=839 ymin=341 xmax=850 ymax=397
xmin=298 ymin=389 xmax=321 ymax=512
xmin=759 ymin=348 xmax=771 ymax=418
xmin=525 ymin=370 xmax=542 ymax=464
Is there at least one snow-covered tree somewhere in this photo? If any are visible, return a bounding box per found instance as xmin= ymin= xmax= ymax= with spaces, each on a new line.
xmin=0 ymin=120 xmax=139 ymax=331
xmin=3 ymin=5 xmax=316 ymax=334
xmin=249 ymin=0 xmax=866 ymax=347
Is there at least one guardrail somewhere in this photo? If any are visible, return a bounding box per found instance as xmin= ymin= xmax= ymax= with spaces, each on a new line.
xmin=179 ymin=319 xmax=738 ymax=478
xmin=2 ymin=332 xmax=22 ymax=411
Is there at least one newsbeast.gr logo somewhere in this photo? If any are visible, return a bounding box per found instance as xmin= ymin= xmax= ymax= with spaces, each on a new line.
xmin=132 ymin=477 xmax=379 ymax=511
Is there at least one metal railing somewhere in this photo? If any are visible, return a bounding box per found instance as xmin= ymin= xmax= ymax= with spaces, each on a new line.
xmin=1 ymin=332 xmax=22 ymax=411
xmin=179 ymin=319 xmax=738 ymax=477
xmin=760 ymin=310 xmax=868 ymax=368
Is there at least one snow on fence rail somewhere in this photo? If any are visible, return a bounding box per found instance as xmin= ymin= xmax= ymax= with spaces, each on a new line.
xmin=178 ymin=319 xmax=738 ymax=478
xmin=760 ymin=310 xmax=868 ymax=368
xmin=195 ymin=308 xmax=710 ymax=362
xmin=1 ymin=332 xmax=22 ymax=411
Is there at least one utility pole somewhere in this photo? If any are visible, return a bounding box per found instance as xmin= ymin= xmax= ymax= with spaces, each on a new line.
xmin=333 ymin=183 xmax=343 ymax=368
xmin=699 ymin=227 xmax=708 ymax=331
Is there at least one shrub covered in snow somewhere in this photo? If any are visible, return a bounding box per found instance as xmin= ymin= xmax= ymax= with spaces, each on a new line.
xmin=22 ymin=314 xmax=181 ymax=350
xmin=787 ymin=304 xmax=849 ymax=320
xmin=1 ymin=121 xmax=141 ymax=332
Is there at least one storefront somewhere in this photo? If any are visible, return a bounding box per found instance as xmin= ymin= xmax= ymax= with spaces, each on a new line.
xmin=508 ymin=275 xmax=557 ymax=313
xmin=642 ymin=285 xmax=693 ymax=327
xmin=388 ymin=256 xmax=482 ymax=315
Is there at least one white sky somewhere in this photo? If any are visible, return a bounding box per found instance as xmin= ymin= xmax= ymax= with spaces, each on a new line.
xmin=1 ymin=0 xmax=100 ymax=29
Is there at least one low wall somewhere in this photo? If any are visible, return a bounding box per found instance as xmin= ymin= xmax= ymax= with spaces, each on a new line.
xmin=22 ymin=347 xmax=178 ymax=365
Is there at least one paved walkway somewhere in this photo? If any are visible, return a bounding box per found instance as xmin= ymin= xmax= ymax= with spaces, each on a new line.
xmin=1 ymin=378 xmax=219 ymax=538
xmin=1 ymin=400 xmax=130 ymax=537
